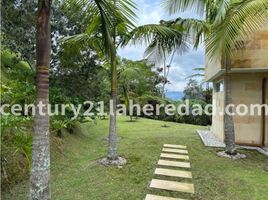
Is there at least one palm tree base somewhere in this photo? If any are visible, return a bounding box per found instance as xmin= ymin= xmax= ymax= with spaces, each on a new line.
xmin=217 ymin=151 xmax=246 ymax=160
xmin=98 ymin=156 xmax=127 ymax=166
xmin=225 ymin=149 xmax=237 ymax=156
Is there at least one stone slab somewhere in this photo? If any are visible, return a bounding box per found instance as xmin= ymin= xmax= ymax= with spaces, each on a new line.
xmin=161 ymin=153 xmax=189 ymax=160
xmin=150 ymin=179 xmax=194 ymax=194
xmin=145 ymin=194 xmax=185 ymax=200
xmin=158 ymin=160 xmax=191 ymax=168
xmin=162 ymin=148 xmax=188 ymax=154
xmin=154 ymin=168 xmax=192 ymax=178
xmin=164 ymin=144 xmax=187 ymax=149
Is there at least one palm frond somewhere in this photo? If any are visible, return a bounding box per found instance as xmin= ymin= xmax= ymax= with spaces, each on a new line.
xmin=144 ymin=34 xmax=189 ymax=64
xmin=206 ymin=0 xmax=268 ymax=59
xmin=121 ymin=24 xmax=183 ymax=45
xmin=162 ymin=0 xmax=206 ymax=16
xmin=213 ymin=0 xmax=230 ymax=24
xmin=94 ymin=0 xmax=115 ymax=57
xmin=186 ymin=73 xmax=205 ymax=79
xmin=121 ymin=24 xmax=189 ymax=63
xmin=63 ymin=0 xmax=137 ymax=58
xmin=193 ymin=67 xmax=205 ymax=71
xmin=160 ymin=17 xmax=209 ymax=48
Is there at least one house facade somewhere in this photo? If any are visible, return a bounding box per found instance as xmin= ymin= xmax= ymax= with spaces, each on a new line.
xmin=205 ymin=28 xmax=268 ymax=147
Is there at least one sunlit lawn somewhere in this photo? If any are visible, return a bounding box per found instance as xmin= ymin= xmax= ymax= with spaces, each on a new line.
xmin=2 ymin=116 xmax=268 ymax=200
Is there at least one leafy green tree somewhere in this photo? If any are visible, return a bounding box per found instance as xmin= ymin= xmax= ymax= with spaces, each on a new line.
xmin=52 ymin=46 xmax=110 ymax=103
xmin=1 ymin=0 xmax=86 ymax=69
xmin=1 ymin=0 xmax=37 ymax=66
xmin=183 ymin=79 xmax=204 ymax=100
xmin=118 ymin=58 xmax=160 ymax=119
xmin=1 ymin=49 xmax=34 ymax=189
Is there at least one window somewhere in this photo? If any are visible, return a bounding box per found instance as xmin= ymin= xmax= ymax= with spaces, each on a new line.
xmin=215 ymin=80 xmax=224 ymax=92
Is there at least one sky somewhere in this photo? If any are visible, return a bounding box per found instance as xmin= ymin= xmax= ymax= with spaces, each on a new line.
xmin=118 ymin=0 xmax=205 ymax=92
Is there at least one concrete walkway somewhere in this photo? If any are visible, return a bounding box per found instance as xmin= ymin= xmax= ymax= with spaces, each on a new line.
xmin=197 ymin=129 xmax=268 ymax=156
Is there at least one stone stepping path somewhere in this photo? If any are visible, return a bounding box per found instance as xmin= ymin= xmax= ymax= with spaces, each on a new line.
xmin=160 ymin=153 xmax=189 ymax=160
xmin=162 ymin=148 xmax=188 ymax=154
xmin=158 ymin=160 xmax=191 ymax=168
xmin=150 ymin=179 xmax=195 ymax=194
xmin=154 ymin=168 xmax=192 ymax=179
xmin=145 ymin=144 xmax=195 ymax=199
xmin=145 ymin=194 xmax=185 ymax=200
xmin=163 ymin=144 xmax=187 ymax=149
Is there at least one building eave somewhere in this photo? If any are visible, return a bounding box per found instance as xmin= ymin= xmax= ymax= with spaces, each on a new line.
xmin=205 ymin=68 xmax=268 ymax=82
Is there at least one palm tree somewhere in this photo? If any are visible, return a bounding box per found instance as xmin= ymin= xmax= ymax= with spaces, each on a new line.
xmin=29 ymin=0 xmax=52 ymax=199
xmin=64 ymin=0 xmax=137 ymax=162
xmin=206 ymin=2 xmax=268 ymax=154
xmin=118 ymin=59 xmax=142 ymax=120
xmin=161 ymin=0 xmax=268 ymax=154
xmin=122 ymin=22 xmax=190 ymax=97
xmin=65 ymin=0 xmax=193 ymax=162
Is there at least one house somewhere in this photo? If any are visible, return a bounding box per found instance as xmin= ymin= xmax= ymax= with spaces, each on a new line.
xmin=205 ymin=27 xmax=268 ymax=147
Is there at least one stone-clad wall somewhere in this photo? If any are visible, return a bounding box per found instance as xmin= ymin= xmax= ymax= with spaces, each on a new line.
xmin=206 ymin=27 xmax=268 ymax=81
xmin=266 ymin=78 xmax=268 ymax=146
xmin=211 ymin=85 xmax=225 ymax=142
xmin=230 ymin=28 xmax=268 ymax=68
xmin=207 ymin=27 xmax=268 ymax=146
xmin=205 ymin=57 xmax=222 ymax=81
xmin=212 ymin=73 xmax=268 ymax=146
xmin=231 ymin=74 xmax=266 ymax=146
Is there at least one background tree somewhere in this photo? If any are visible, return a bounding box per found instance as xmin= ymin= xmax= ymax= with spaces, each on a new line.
xmin=1 ymin=0 xmax=37 ymax=67
xmin=118 ymin=58 xmax=158 ymax=120
xmin=183 ymin=79 xmax=204 ymax=100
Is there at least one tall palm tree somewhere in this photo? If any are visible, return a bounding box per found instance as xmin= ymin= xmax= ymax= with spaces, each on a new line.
xmin=29 ymin=0 xmax=52 ymax=199
xmin=206 ymin=2 xmax=268 ymax=154
xmin=162 ymin=0 xmax=268 ymax=154
xmin=65 ymin=0 xmax=192 ymax=162
xmin=64 ymin=0 xmax=137 ymax=162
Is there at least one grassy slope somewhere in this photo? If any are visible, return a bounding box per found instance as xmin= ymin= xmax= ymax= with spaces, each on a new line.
xmin=2 ymin=116 xmax=268 ymax=200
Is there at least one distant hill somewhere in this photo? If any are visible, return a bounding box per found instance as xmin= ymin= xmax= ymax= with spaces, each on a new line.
xmin=165 ymin=91 xmax=183 ymax=101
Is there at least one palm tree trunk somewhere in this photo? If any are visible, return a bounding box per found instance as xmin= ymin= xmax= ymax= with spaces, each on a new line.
xmin=107 ymin=0 xmax=118 ymax=161
xmin=224 ymin=58 xmax=236 ymax=155
xmin=30 ymin=0 xmax=51 ymax=199
xmin=162 ymin=52 xmax=167 ymax=98
xmin=108 ymin=54 xmax=118 ymax=160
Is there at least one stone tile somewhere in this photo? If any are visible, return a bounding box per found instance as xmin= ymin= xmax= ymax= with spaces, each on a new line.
xmin=158 ymin=160 xmax=191 ymax=168
xmin=162 ymin=148 xmax=188 ymax=154
xmin=145 ymin=194 xmax=185 ymax=200
xmin=164 ymin=144 xmax=187 ymax=149
xmin=160 ymin=153 xmax=189 ymax=160
xmin=154 ymin=168 xmax=192 ymax=179
xmin=150 ymin=179 xmax=194 ymax=194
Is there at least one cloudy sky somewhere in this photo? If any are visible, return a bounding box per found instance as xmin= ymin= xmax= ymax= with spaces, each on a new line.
xmin=118 ymin=0 xmax=205 ymax=92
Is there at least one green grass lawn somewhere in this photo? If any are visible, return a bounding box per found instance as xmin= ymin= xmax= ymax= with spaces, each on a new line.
xmin=2 ymin=116 xmax=268 ymax=200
